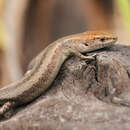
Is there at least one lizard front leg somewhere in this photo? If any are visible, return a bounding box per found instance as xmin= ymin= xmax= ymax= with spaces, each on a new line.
xmin=70 ymin=48 xmax=96 ymax=60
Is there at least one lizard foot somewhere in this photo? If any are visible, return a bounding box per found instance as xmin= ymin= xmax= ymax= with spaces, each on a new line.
xmin=112 ymin=96 xmax=130 ymax=107
xmin=77 ymin=53 xmax=96 ymax=60
xmin=4 ymin=109 xmax=14 ymax=119
xmin=84 ymin=54 xmax=97 ymax=61
xmin=0 ymin=101 xmax=15 ymax=117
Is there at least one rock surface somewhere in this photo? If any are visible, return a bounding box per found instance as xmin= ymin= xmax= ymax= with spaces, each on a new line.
xmin=0 ymin=45 xmax=130 ymax=130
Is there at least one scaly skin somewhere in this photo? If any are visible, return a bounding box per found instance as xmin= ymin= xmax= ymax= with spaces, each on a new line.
xmin=0 ymin=31 xmax=117 ymax=117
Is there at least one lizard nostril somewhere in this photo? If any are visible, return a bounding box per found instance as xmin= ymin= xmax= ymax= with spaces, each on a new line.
xmin=85 ymin=43 xmax=88 ymax=46
xmin=100 ymin=38 xmax=105 ymax=42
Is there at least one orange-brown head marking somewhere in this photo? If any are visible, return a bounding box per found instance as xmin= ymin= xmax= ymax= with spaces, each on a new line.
xmin=62 ymin=31 xmax=117 ymax=53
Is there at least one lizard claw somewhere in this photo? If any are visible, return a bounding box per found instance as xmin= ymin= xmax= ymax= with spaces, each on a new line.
xmin=83 ymin=53 xmax=97 ymax=61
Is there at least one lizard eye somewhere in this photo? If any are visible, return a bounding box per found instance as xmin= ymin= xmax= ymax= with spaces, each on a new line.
xmin=100 ymin=38 xmax=105 ymax=42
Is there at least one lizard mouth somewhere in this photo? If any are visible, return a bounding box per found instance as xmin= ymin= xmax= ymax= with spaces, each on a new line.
xmin=97 ymin=43 xmax=114 ymax=49
xmin=96 ymin=39 xmax=116 ymax=49
xmin=86 ymin=40 xmax=116 ymax=52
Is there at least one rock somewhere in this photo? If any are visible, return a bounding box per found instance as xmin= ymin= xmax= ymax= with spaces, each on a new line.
xmin=0 ymin=45 xmax=130 ymax=130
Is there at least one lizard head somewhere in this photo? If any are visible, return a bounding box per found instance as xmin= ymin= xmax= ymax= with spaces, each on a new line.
xmin=64 ymin=31 xmax=117 ymax=53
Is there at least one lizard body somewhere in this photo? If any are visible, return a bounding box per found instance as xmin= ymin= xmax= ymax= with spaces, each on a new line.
xmin=0 ymin=31 xmax=117 ymax=117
